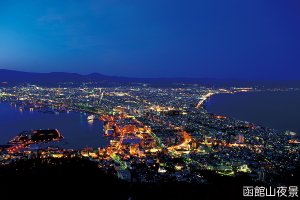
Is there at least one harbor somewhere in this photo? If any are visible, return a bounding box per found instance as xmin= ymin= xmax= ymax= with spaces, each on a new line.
xmin=0 ymin=102 xmax=110 ymax=150
xmin=0 ymin=87 xmax=299 ymax=190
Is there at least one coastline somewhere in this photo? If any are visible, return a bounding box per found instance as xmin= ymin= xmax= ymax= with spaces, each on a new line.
xmin=204 ymin=90 xmax=300 ymax=135
xmin=0 ymin=102 xmax=110 ymax=149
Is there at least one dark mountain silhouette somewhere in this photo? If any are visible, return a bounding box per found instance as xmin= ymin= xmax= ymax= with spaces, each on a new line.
xmin=0 ymin=69 xmax=299 ymax=88
xmin=0 ymin=157 xmax=130 ymax=199
xmin=3 ymin=156 xmax=298 ymax=199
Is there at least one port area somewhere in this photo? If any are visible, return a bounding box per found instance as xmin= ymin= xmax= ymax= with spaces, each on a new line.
xmin=1 ymin=106 xmax=300 ymax=187
xmin=1 ymin=89 xmax=300 ymax=187
xmin=1 ymin=129 xmax=66 ymax=154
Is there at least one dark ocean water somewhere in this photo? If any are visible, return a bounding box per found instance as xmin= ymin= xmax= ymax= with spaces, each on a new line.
xmin=206 ymin=90 xmax=300 ymax=135
xmin=0 ymin=102 xmax=109 ymax=149
xmin=1 ymin=90 xmax=299 ymax=149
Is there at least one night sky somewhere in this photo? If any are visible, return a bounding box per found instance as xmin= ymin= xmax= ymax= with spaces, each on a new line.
xmin=1 ymin=0 xmax=299 ymax=80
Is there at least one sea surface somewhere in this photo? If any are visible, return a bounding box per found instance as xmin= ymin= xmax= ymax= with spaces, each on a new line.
xmin=0 ymin=102 xmax=110 ymax=149
xmin=1 ymin=91 xmax=299 ymax=149
xmin=205 ymin=90 xmax=300 ymax=135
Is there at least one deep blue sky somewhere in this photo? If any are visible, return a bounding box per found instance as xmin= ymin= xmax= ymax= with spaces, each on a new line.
xmin=1 ymin=0 xmax=299 ymax=80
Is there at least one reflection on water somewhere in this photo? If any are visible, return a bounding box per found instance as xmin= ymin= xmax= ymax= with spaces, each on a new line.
xmin=0 ymin=102 xmax=110 ymax=149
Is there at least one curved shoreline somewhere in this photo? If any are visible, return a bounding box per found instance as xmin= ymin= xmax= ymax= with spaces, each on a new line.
xmin=0 ymin=102 xmax=110 ymax=149
xmin=204 ymin=90 xmax=300 ymax=135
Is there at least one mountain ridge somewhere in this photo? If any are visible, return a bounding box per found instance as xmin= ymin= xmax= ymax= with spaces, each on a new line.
xmin=0 ymin=69 xmax=299 ymax=88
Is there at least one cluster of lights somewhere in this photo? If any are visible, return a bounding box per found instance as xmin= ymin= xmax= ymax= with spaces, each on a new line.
xmin=111 ymin=155 xmax=127 ymax=170
xmin=149 ymin=132 xmax=165 ymax=148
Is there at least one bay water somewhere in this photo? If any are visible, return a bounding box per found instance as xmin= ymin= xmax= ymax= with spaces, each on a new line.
xmin=205 ymin=90 xmax=300 ymax=135
xmin=0 ymin=102 xmax=109 ymax=149
xmin=1 ymin=90 xmax=299 ymax=150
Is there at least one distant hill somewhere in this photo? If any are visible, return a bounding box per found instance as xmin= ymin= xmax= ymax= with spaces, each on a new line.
xmin=0 ymin=69 xmax=299 ymax=88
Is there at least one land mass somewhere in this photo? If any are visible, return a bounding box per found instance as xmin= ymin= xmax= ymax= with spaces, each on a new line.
xmin=1 ymin=69 xmax=299 ymax=88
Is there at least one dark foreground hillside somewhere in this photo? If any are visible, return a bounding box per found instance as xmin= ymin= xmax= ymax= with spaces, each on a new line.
xmin=0 ymin=157 xmax=130 ymax=199
xmin=0 ymin=157 xmax=299 ymax=200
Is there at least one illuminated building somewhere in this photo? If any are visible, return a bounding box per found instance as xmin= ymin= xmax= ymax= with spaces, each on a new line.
xmin=236 ymin=134 xmax=244 ymax=143
xmin=138 ymin=147 xmax=145 ymax=157
xmin=130 ymin=144 xmax=138 ymax=154
xmin=191 ymin=142 xmax=198 ymax=149
xmin=124 ymin=125 xmax=136 ymax=133
xmin=140 ymin=140 xmax=145 ymax=148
